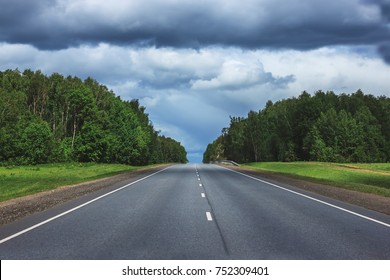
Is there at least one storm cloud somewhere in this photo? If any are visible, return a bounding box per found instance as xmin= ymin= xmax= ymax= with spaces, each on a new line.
xmin=379 ymin=41 xmax=390 ymax=63
xmin=0 ymin=0 xmax=389 ymax=57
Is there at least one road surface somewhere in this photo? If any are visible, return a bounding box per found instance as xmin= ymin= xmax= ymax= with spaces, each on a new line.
xmin=0 ymin=164 xmax=389 ymax=259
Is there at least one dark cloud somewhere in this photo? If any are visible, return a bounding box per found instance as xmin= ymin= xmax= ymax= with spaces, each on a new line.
xmin=370 ymin=0 xmax=390 ymax=63
xmin=0 ymin=0 xmax=47 ymax=25
xmin=0 ymin=0 xmax=56 ymax=45
xmin=0 ymin=0 xmax=388 ymax=53
xmin=378 ymin=42 xmax=390 ymax=63
xmin=383 ymin=4 xmax=390 ymax=20
xmin=365 ymin=0 xmax=390 ymax=20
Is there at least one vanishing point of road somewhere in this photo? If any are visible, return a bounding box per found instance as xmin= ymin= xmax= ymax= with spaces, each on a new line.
xmin=0 ymin=164 xmax=389 ymax=259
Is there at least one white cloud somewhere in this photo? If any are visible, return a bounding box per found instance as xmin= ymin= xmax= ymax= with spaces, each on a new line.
xmin=0 ymin=43 xmax=38 ymax=69
xmin=258 ymin=47 xmax=390 ymax=95
xmin=191 ymin=60 xmax=270 ymax=90
xmin=1 ymin=42 xmax=390 ymax=161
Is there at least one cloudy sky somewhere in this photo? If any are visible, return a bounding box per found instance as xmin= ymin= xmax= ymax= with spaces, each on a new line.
xmin=1 ymin=0 xmax=390 ymax=162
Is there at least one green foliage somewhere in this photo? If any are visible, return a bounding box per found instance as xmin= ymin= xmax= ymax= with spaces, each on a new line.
xmin=20 ymin=119 xmax=55 ymax=164
xmin=51 ymin=138 xmax=73 ymax=162
xmin=73 ymin=121 xmax=108 ymax=162
xmin=154 ymin=135 xmax=188 ymax=164
xmin=0 ymin=69 xmax=187 ymax=166
xmin=203 ymin=136 xmax=225 ymax=163
xmin=204 ymin=90 xmax=390 ymax=164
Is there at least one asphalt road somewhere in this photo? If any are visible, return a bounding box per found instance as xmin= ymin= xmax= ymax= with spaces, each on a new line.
xmin=0 ymin=164 xmax=389 ymax=259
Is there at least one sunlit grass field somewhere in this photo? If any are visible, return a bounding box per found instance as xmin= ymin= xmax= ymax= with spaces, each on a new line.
xmin=0 ymin=163 xmax=143 ymax=202
xmin=243 ymin=162 xmax=390 ymax=197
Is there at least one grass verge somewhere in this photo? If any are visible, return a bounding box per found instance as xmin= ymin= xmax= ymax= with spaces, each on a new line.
xmin=243 ymin=162 xmax=390 ymax=197
xmin=0 ymin=163 xmax=153 ymax=202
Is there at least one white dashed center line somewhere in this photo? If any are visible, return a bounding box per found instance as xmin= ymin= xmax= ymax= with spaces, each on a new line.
xmin=195 ymin=167 xmax=213 ymax=223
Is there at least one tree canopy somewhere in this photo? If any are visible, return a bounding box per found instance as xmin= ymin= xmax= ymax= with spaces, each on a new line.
xmin=203 ymin=90 xmax=390 ymax=163
xmin=0 ymin=69 xmax=187 ymax=165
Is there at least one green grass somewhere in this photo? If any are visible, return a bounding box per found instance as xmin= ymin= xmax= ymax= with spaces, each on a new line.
xmin=0 ymin=163 xmax=149 ymax=202
xmin=243 ymin=162 xmax=390 ymax=197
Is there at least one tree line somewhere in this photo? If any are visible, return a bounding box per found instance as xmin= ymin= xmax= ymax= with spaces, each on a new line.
xmin=0 ymin=69 xmax=187 ymax=165
xmin=204 ymin=90 xmax=390 ymax=163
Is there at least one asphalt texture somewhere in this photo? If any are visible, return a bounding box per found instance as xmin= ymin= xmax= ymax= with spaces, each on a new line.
xmin=0 ymin=164 xmax=389 ymax=259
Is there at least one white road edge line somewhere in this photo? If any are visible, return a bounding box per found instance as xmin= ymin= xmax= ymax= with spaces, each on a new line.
xmin=217 ymin=165 xmax=390 ymax=228
xmin=206 ymin=212 xmax=213 ymax=221
xmin=0 ymin=165 xmax=175 ymax=245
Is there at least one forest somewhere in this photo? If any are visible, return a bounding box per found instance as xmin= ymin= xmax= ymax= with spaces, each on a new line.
xmin=203 ymin=90 xmax=390 ymax=164
xmin=0 ymin=69 xmax=187 ymax=165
